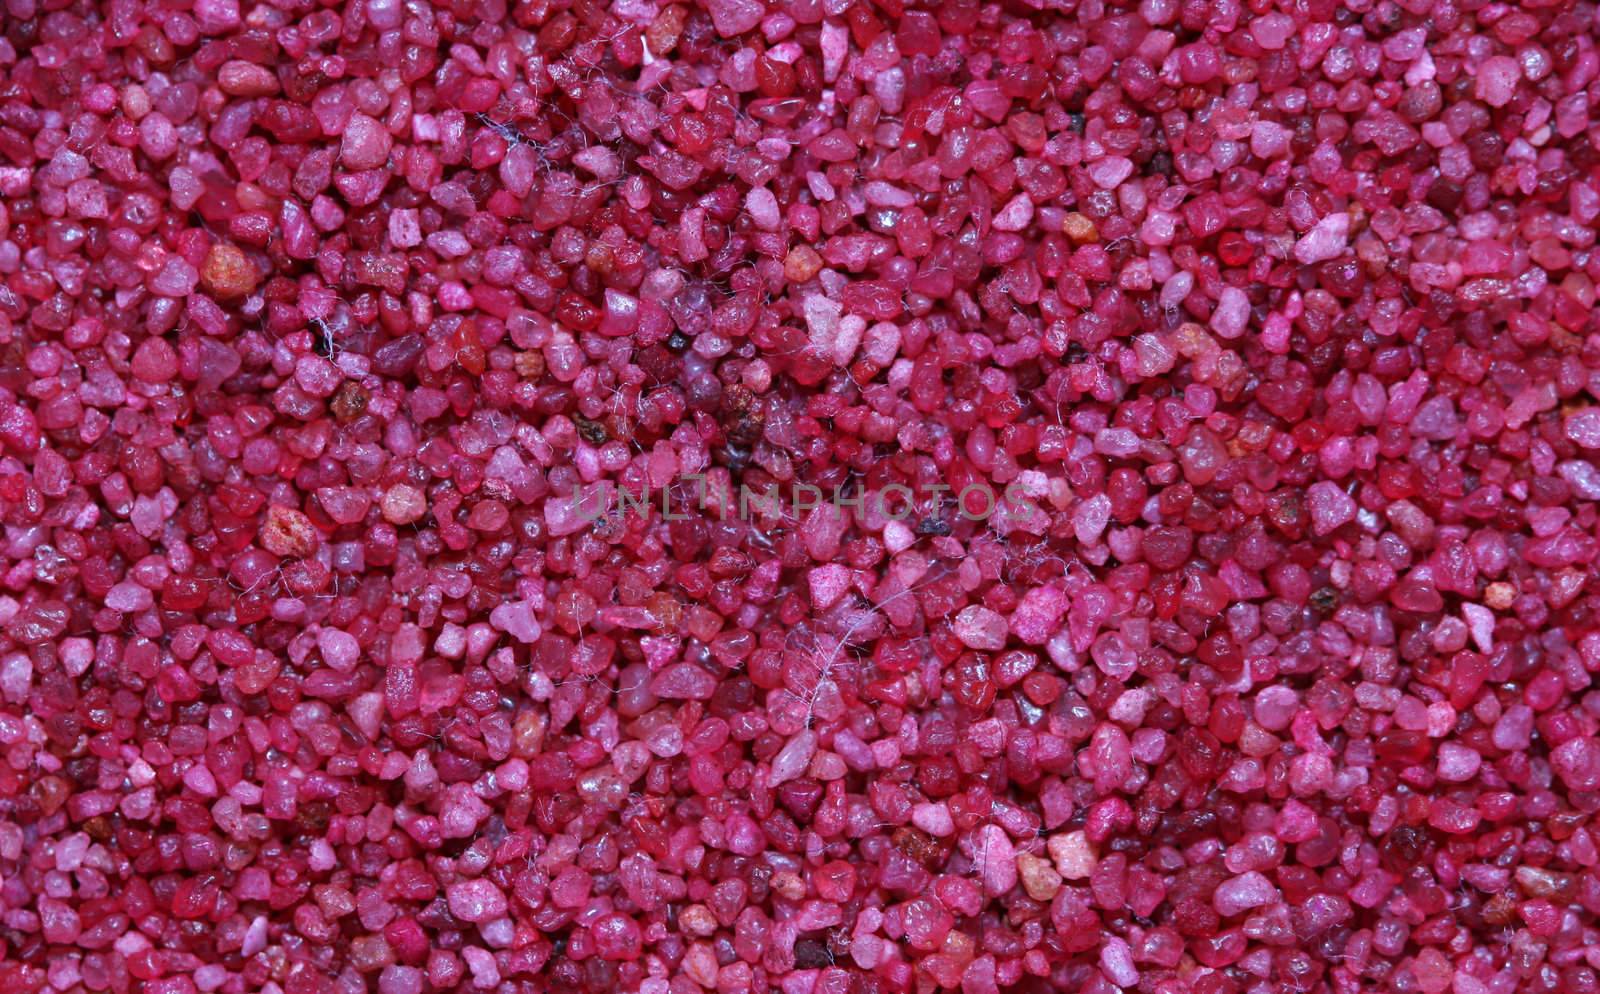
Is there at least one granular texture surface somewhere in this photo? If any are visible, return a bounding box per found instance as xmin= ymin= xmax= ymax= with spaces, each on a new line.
xmin=1 ymin=1 xmax=1599 ymax=993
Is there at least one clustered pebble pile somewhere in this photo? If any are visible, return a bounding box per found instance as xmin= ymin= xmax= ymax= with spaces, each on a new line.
xmin=0 ymin=0 xmax=1599 ymax=991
